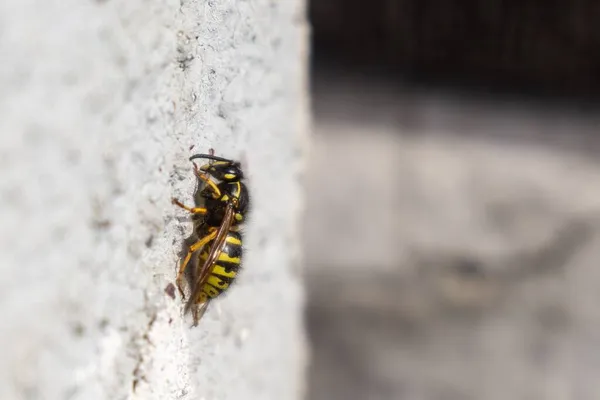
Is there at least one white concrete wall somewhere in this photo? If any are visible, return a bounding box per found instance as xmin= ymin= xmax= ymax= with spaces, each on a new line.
xmin=0 ymin=1 xmax=309 ymax=399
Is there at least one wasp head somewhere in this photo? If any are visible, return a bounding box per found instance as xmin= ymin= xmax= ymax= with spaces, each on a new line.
xmin=190 ymin=153 xmax=244 ymax=182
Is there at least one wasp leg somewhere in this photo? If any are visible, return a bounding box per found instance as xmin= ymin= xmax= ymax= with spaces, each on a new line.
xmin=192 ymin=299 xmax=210 ymax=326
xmin=192 ymin=163 xmax=221 ymax=198
xmin=176 ymin=229 xmax=218 ymax=299
xmin=171 ymin=198 xmax=207 ymax=214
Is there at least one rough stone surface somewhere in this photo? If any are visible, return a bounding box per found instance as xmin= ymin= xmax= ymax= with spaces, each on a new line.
xmin=0 ymin=1 xmax=309 ymax=399
xmin=305 ymin=72 xmax=600 ymax=400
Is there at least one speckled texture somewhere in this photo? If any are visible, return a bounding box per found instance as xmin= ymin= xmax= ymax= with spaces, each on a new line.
xmin=0 ymin=1 xmax=309 ymax=399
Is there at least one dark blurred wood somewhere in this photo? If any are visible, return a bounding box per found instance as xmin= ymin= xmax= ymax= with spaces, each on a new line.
xmin=310 ymin=0 xmax=600 ymax=96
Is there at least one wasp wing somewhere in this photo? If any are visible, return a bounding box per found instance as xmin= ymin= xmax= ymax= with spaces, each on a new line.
xmin=188 ymin=200 xmax=235 ymax=305
xmin=192 ymin=301 xmax=210 ymax=326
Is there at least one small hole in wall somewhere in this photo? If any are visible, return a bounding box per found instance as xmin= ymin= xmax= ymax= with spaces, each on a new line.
xmin=145 ymin=235 xmax=154 ymax=248
xmin=98 ymin=318 xmax=109 ymax=331
xmin=71 ymin=322 xmax=86 ymax=337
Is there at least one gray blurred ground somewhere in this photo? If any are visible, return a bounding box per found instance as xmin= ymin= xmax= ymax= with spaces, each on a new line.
xmin=304 ymin=71 xmax=600 ymax=400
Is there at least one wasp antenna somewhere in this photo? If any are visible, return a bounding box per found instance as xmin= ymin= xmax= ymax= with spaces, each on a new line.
xmin=189 ymin=153 xmax=233 ymax=163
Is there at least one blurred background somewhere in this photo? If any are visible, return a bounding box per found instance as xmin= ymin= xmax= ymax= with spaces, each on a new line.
xmin=303 ymin=1 xmax=600 ymax=399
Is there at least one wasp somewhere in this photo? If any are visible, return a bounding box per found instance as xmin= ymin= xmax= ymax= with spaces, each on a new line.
xmin=172 ymin=150 xmax=250 ymax=325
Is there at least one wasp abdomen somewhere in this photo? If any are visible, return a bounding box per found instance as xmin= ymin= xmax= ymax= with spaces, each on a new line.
xmin=197 ymin=231 xmax=243 ymax=300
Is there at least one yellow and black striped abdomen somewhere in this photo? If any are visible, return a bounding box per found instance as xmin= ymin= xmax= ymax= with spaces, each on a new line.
xmin=196 ymin=231 xmax=243 ymax=301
